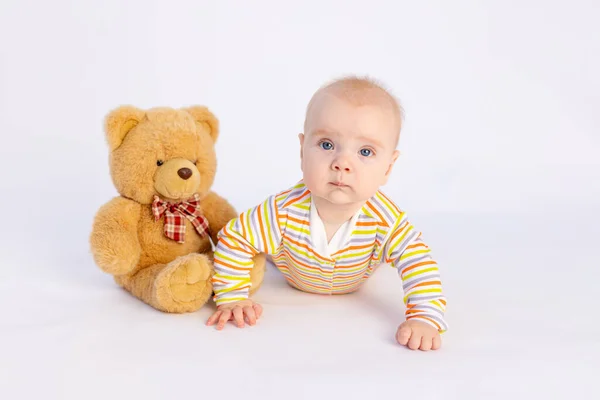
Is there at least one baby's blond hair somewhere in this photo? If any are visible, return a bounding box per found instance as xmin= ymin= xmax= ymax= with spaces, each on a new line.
xmin=303 ymin=75 xmax=404 ymax=146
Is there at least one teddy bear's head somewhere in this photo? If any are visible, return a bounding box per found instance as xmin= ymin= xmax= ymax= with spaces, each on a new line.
xmin=104 ymin=105 xmax=219 ymax=205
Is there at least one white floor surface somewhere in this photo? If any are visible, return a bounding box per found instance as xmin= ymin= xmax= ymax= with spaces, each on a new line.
xmin=2 ymin=208 xmax=598 ymax=400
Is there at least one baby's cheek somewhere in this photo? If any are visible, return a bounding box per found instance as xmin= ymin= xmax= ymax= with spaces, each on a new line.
xmin=360 ymin=166 xmax=381 ymax=180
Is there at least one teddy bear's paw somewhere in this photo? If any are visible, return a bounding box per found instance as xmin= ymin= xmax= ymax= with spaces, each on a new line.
xmin=153 ymin=254 xmax=213 ymax=313
xmin=93 ymin=250 xmax=139 ymax=276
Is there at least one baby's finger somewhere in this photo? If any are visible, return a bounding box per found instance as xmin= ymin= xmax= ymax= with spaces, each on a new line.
xmin=253 ymin=303 xmax=263 ymax=319
xmin=419 ymin=336 xmax=433 ymax=351
xmin=432 ymin=334 xmax=442 ymax=350
xmin=407 ymin=331 xmax=422 ymax=350
xmin=243 ymin=306 xmax=257 ymax=325
xmin=232 ymin=307 xmax=245 ymax=328
xmin=217 ymin=309 xmax=232 ymax=330
xmin=206 ymin=311 xmax=221 ymax=326
xmin=396 ymin=326 xmax=412 ymax=345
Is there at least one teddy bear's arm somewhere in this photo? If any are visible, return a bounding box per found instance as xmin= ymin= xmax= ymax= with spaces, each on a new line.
xmin=200 ymin=191 xmax=238 ymax=246
xmin=90 ymin=196 xmax=142 ymax=276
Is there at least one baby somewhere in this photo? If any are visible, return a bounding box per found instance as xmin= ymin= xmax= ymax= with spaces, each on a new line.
xmin=206 ymin=76 xmax=447 ymax=351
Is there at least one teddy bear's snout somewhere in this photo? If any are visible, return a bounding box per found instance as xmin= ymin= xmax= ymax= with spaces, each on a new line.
xmin=153 ymin=159 xmax=201 ymax=201
xmin=177 ymin=168 xmax=193 ymax=180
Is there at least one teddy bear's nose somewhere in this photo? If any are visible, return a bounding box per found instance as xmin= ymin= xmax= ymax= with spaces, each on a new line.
xmin=177 ymin=168 xmax=193 ymax=180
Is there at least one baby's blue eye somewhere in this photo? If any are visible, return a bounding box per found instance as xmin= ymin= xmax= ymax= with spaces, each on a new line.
xmin=320 ymin=141 xmax=333 ymax=150
xmin=360 ymin=149 xmax=372 ymax=157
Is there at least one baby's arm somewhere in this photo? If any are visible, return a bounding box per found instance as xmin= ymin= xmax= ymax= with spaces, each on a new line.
xmin=383 ymin=214 xmax=447 ymax=349
xmin=207 ymin=194 xmax=283 ymax=329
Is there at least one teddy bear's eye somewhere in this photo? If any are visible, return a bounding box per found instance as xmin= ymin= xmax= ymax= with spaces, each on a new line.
xmin=156 ymin=160 xmax=164 ymax=166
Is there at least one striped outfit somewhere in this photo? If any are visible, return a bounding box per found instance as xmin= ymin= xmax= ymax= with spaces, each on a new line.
xmin=211 ymin=182 xmax=448 ymax=332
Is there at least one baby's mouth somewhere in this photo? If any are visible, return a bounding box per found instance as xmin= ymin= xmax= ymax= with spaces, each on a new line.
xmin=329 ymin=181 xmax=349 ymax=188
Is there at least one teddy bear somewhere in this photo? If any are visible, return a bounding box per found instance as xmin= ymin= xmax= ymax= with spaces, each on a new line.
xmin=89 ymin=105 xmax=266 ymax=313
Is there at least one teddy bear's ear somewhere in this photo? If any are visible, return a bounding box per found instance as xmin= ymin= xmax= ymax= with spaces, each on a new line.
xmin=104 ymin=105 xmax=146 ymax=151
xmin=183 ymin=106 xmax=220 ymax=143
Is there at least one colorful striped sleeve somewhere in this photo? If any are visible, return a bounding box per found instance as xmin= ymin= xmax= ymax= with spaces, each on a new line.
xmin=383 ymin=214 xmax=448 ymax=333
xmin=211 ymin=194 xmax=283 ymax=306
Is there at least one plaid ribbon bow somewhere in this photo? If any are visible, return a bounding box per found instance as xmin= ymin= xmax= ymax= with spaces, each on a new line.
xmin=151 ymin=193 xmax=210 ymax=243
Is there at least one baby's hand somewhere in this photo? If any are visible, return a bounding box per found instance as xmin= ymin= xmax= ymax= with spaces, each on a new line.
xmin=206 ymin=299 xmax=262 ymax=330
xmin=396 ymin=319 xmax=441 ymax=351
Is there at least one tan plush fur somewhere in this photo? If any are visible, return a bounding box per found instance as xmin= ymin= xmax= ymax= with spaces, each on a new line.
xmin=90 ymin=105 xmax=266 ymax=313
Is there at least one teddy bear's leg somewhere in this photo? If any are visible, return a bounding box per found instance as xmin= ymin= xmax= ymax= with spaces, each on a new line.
xmin=114 ymin=264 xmax=167 ymax=308
xmin=114 ymin=253 xmax=213 ymax=313
xmin=249 ymin=253 xmax=267 ymax=296
xmin=152 ymin=253 xmax=214 ymax=313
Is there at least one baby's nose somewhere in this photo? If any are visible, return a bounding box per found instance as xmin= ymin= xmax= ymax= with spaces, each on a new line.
xmin=332 ymin=160 xmax=351 ymax=172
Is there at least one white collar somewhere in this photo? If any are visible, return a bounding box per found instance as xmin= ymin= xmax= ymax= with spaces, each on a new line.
xmin=309 ymin=199 xmax=361 ymax=257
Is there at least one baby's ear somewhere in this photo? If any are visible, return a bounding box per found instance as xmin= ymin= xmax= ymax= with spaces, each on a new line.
xmin=384 ymin=150 xmax=400 ymax=179
xmin=104 ymin=105 xmax=145 ymax=151
xmin=183 ymin=106 xmax=220 ymax=143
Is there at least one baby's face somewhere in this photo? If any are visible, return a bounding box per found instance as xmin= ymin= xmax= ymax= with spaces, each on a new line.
xmin=300 ymin=94 xmax=399 ymax=207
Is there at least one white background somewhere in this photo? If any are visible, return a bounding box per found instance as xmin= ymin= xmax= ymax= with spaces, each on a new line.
xmin=1 ymin=0 xmax=599 ymax=399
